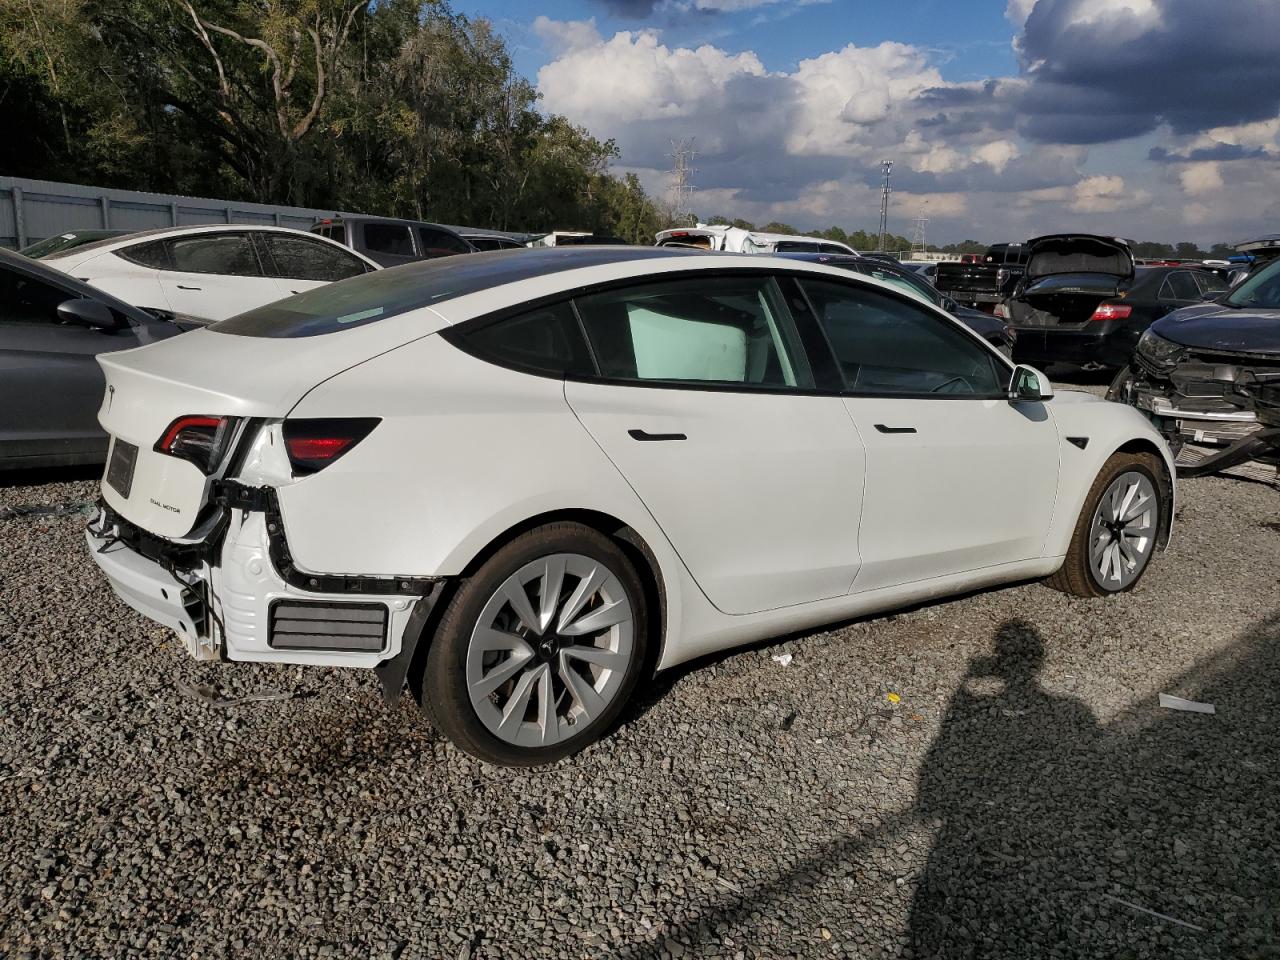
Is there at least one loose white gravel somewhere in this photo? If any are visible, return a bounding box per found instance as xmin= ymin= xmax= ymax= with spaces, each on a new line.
xmin=1 ymin=386 xmax=1277 ymax=959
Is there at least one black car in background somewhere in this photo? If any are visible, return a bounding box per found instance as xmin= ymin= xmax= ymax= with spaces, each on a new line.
xmin=0 ymin=248 xmax=200 ymax=468
xmin=934 ymin=242 xmax=1027 ymax=311
xmin=1006 ymin=265 xmax=1227 ymax=369
xmin=779 ymin=253 xmax=1015 ymax=353
xmin=1003 ymin=234 xmax=1141 ymax=368
xmin=311 ymin=215 xmax=475 ymax=267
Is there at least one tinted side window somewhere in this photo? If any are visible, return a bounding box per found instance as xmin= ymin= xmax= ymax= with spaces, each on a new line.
xmin=118 ymin=239 xmax=171 ymax=269
xmin=265 ymin=235 xmax=368 ymax=281
xmin=462 ymin=302 xmax=593 ymax=377
xmin=1167 ymin=271 xmax=1201 ymax=300
xmin=1195 ymin=271 xmax=1227 ymax=294
xmin=574 ymin=276 xmax=813 ymax=390
xmin=363 ymin=224 xmax=414 ymax=257
xmin=802 ymin=278 xmax=1003 ymax=396
xmin=418 ymin=228 xmax=471 ymax=257
xmin=168 ymin=233 xmax=261 ymax=276
xmin=0 ymin=268 xmax=72 ymax=324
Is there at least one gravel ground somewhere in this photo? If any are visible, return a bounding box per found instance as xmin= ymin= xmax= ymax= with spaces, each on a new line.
xmin=1 ymin=381 xmax=1277 ymax=959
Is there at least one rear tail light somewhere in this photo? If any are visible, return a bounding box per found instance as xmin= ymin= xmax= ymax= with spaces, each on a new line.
xmin=282 ymin=418 xmax=380 ymax=475
xmin=1090 ymin=303 xmax=1132 ymax=322
xmin=154 ymin=415 xmax=238 ymax=474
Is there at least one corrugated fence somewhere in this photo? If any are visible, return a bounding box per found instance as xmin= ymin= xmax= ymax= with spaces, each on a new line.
xmin=0 ymin=176 xmax=352 ymax=249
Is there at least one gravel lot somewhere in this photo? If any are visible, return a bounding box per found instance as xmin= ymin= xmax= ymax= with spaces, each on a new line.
xmin=1 ymin=380 xmax=1277 ymax=959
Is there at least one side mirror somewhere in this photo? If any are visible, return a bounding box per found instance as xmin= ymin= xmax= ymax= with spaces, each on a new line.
xmin=940 ymin=295 xmax=958 ymax=312
xmin=57 ymin=297 xmax=119 ymax=331
xmin=1008 ymin=364 xmax=1053 ymax=403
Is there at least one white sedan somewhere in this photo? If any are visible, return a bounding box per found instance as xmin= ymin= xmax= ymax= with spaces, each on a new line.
xmin=85 ymin=248 xmax=1175 ymax=765
xmin=44 ymin=224 xmax=378 ymax=321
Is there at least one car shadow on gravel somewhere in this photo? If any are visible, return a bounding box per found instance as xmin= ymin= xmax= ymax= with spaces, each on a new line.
xmin=613 ymin=613 xmax=1280 ymax=959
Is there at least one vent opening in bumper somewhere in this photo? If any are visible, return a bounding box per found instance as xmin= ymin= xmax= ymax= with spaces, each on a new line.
xmin=268 ymin=600 xmax=389 ymax=652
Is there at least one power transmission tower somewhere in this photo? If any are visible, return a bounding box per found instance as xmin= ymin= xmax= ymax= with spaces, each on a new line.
xmin=911 ymin=208 xmax=929 ymax=257
xmin=668 ymin=139 xmax=697 ymax=226
xmin=877 ymin=159 xmax=893 ymax=252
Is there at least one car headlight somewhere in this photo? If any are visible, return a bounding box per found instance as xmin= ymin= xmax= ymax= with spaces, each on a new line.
xmin=1136 ymin=329 xmax=1184 ymax=365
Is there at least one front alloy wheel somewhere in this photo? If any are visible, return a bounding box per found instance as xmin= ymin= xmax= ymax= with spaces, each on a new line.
xmin=1047 ymin=451 xmax=1166 ymax=598
xmin=420 ymin=523 xmax=649 ymax=766
xmin=1087 ymin=470 xmax=1157 ymax=590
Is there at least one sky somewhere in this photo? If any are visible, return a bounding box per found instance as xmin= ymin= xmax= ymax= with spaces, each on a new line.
xmin=458 ymin=0 xmax=1280 ymax=246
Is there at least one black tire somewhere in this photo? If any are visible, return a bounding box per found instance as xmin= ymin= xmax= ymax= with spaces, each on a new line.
xmin=418 ymin=522 xmax=650 ymax=766
xmin=1046 ymin=451 xmax=1166 ymax=598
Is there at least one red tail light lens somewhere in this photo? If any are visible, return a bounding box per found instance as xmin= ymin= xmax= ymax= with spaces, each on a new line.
xmin=282 ymin=418 xmax=380 ymax=475
xmin=154 ymin=415 xmax=237 ymax=474
xmin=1090 ymin=303 xmax=1132 ymax=322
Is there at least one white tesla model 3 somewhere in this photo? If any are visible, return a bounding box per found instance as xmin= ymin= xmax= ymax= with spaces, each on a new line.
xmin=85 ymin=247 xmax=1175 ymax=765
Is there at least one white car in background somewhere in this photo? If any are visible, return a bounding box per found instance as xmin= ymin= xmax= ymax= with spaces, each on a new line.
xmin=86 ymin=247 xmax=1174 ymax=766
xmin=656 ymin=223 xmax=857 ymax=256
xmin=44 ymin=225 xmax=378 ymax=321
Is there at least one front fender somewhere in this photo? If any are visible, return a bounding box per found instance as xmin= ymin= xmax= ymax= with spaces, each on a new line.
xmin=1042 ymin=391 xmax=1177 ymax=558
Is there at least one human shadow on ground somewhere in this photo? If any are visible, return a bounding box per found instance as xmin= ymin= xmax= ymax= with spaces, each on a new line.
xmin=612 ymin=613 xmax=1279 ymax=959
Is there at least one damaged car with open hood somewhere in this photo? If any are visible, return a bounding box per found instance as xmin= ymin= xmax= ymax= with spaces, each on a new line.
xmin=1109 ymin=235 xmax=1280 ymax=484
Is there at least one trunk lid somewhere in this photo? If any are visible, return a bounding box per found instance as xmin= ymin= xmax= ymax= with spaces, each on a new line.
xmin=1024 ymin=234 xmax=1134 ymax=283
xmin=97 ymin=316 xmax=439 ymax=537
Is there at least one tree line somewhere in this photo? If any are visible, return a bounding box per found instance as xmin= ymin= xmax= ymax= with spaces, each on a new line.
xmin=0 ymin=0 xmax=669 ymax=242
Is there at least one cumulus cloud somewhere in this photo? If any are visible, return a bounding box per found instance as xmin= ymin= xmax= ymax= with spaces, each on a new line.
xmin=533 ymin=1 xmax=1280 ymax=243
xmin=1017 ymin=0 xmax=1280 ymax=144
xmin=1179 ymin=162 xmax=1224 ymax=195
xmin=531 ymin=16 xmax=602 ymax=56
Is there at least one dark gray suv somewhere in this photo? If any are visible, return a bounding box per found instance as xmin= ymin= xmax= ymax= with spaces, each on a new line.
xmin=311 ymin=216 xmax=475 ymax=267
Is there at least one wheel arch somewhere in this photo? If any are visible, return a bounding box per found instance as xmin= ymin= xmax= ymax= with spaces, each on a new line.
xmin=1112 ymin=437 xmax=1175 ymax=548
xmin=403 ymin=508 xmax=668 ymax=706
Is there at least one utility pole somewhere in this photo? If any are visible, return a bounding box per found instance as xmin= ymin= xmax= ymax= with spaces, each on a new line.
xmin=877 ymin=159 xmax=893 ymax=252
xmin=668 ymin=139 xmax=697 ymax=226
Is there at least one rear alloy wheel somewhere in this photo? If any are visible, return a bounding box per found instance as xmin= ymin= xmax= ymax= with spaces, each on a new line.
xmin=421 ymin=523 xmax=649 ymax=765
xmin=1047 ymin=452 xmax=1165 ymax=598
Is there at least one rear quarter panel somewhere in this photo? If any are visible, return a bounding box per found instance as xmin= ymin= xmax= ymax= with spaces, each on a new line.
xmin=277 ymin=334 xmax=697 ymax=634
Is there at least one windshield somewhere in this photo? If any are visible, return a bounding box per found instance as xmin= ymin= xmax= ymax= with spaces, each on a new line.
xmin=1225 ymin=258 xmax=1280 ymax=309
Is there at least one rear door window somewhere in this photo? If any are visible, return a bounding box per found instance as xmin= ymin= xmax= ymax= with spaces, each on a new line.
xmin=362 ymin=223 xmax=415 ymax=258
xmin=263 ymin=234 xmax=369 ymax=281
xmin=167 ymin=232 xmax=262 ymax=276
xmin=1163 ymin=271 xmax=1201 ymax=301
xmin=574 ymin=275 xmax=813 ymax=390
xmin=118 ymin=239 xmax=172 ymax=270
xmin=418 ymin=227 xmax=472 ymax=257
xmin=1194 ymin=271 xmax=1227 ymax=295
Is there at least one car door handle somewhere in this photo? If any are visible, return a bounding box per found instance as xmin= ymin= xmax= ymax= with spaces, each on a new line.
xmin=628 ymin=429 xmax=687 ymax=442
xmin=176 ymin=284 xmax=202 ymax=290
xmin=873 ymin=424 xmax=917 ymax=434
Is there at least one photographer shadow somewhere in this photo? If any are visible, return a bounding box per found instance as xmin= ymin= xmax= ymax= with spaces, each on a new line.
xmin=909 ymin=618 xmax=1103 ymax=953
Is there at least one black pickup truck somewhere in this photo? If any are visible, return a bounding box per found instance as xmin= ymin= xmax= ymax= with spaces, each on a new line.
xmin=934 ymin=242 xmax=1028 ymax=311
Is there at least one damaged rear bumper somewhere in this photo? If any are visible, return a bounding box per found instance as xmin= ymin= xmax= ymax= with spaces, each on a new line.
xmin=85 ymin=484 xmax=448 ymax=701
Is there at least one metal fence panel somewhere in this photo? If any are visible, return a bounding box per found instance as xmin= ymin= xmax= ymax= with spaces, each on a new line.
xmin=0 ymin=175 xmax=351 ymax=249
